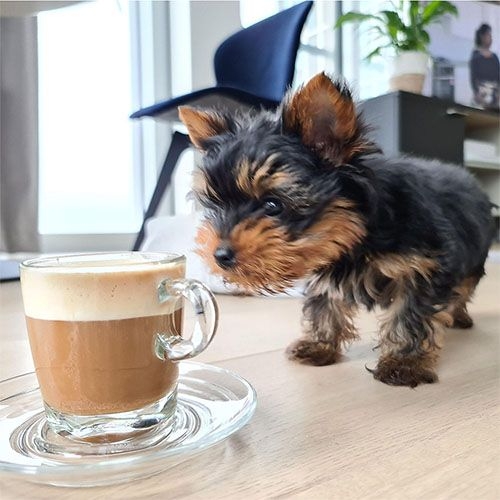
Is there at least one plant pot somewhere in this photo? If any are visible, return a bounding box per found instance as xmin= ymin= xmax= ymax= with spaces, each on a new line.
xmin=389 ymin=51 xmax=430 ymax=94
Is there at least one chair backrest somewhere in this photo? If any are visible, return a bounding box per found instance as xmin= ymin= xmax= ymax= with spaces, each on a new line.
xmin=214 ymin=1 xmax=313 ymax=103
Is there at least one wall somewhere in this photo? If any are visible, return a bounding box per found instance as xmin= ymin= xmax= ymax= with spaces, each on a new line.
xmin=170 ymin=1 xmax=241 ymax=95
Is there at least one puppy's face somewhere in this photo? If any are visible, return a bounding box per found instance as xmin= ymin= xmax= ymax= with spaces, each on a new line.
xmin=179 ymin=73 xmax=377 ymax=293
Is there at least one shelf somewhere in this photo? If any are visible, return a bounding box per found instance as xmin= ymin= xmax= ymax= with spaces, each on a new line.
xmin=362 ymin=92 xmax=499 ymax=223
xmin=445 ymin=104 xmax=500 ymax=130
xmin=464 ymin=111 xmax=500 ymax=131
xmin=466 ymin=160 xmax=500 ymax=171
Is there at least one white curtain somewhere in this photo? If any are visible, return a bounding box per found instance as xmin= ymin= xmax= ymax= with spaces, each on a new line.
xmin=0 ymin=15 xmax=40 ymax=252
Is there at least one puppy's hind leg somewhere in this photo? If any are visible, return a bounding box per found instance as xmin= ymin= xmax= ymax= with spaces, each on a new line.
xmin=446 ymin=275 xmax=481 ymax=329
xmin=371 ymin=295 xmax=442 ymax=387
xmin=287 ymin=287 xmax=358 ymax=366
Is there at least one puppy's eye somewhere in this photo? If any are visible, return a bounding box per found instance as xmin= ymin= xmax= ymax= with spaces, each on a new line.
xmin=262 ymin=198 xmax=284 ymax=216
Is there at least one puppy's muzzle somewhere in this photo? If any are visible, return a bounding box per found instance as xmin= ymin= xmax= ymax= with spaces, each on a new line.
xmin=214 ymin=243 xmax=236 ymax=270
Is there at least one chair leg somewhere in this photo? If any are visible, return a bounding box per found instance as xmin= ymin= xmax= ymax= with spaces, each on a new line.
xmin=133 ymin=131 xmax=192 ymax=251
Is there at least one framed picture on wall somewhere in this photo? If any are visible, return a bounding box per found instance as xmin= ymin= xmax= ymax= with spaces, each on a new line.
xmin=425 ymin=0 xmax=499 ymax=110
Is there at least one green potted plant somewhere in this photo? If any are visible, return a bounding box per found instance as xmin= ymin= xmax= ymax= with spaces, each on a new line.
xmin=335 ymin=0 xmax=458 ymax=93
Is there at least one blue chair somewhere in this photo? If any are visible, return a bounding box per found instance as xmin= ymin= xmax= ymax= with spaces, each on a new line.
xmin=131 ymin=1 xmax=313 ymax=250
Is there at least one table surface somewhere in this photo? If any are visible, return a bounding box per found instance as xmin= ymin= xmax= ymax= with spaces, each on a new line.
xmin=0 ymin=260 xmax=499 ymax=499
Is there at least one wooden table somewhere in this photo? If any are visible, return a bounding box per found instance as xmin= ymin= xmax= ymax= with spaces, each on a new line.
xmin=1 ymin=261 xmax=499 ymax=499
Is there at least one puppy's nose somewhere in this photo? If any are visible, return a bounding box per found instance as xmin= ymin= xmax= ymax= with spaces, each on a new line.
xmin=214 ymin=244 xmax=236 ymax=269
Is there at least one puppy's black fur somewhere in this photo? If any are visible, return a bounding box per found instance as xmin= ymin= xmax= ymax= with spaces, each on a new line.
xmin=179 ymin=73 xmax=495 ymax=387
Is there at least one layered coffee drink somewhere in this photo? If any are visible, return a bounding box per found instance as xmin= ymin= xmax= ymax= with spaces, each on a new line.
xmin=21 ymin=254 xmax=185 ymax=416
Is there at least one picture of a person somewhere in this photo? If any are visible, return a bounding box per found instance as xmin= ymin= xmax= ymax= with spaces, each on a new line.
xmin=469 ymin=23 xmax=500 ymax=110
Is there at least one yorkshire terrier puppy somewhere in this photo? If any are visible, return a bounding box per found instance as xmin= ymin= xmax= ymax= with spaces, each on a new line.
xmin=179 ymin=72 xmax=495 ymax=387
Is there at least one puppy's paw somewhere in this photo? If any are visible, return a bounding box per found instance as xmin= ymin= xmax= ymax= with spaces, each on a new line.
xmin=452 ymin=310 xmax=473 ymax=329
xmin=286 ymin=339 xmax=340 ymax=366
xmin=370 ymin=355 xmax=438 ymax=388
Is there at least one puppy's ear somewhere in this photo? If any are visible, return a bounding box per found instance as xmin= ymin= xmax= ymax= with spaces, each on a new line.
xmin=282 ymin=72 xmax=377 ymax=163
xmin=178 ymin=106 xmax=229 ymax=149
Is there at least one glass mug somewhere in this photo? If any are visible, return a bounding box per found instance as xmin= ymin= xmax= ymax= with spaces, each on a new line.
xmin=20 ymin=252 xmax=218 ymax=441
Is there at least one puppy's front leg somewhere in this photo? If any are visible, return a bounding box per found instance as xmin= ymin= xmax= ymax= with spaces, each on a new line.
xmin=287 ymin=288 xmax=358 ymax=366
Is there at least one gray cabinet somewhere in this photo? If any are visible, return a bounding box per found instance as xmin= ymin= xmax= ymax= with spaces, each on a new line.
xmin=360 ymin=91 xmax=466 ymax=164
xmin=359 ymin=91 xmax=500 ymax=215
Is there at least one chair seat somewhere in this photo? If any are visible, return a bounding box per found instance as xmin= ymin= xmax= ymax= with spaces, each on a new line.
xmin=130 ymin=86 xmax=280 ymax=122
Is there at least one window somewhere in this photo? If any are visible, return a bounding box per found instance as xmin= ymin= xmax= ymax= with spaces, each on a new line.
xmin=37 ymin=1 xmax=140 ymax=235
xmin=342 ymin=0 xmax=392 ymax=100
xmin=293 ymin=0 xmax=338 ymax=84
xmin=240 ymin=1 xmax=339 ymax=87
xmin=240 ymin=0 xmax=392 ymax=100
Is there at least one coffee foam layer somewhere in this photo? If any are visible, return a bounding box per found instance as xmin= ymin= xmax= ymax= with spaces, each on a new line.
xmin=21 ymin=262 xmax=186 ymax=321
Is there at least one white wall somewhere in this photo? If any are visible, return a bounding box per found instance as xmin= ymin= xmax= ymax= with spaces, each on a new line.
xmin=190 ymin=1 xmax=241 ymax=89
xmin=170 ymin=1 xmax=241 ymax=95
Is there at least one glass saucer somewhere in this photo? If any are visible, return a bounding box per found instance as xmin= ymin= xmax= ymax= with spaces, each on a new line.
xmin=0 ymin=362 xmax=256 ymax=488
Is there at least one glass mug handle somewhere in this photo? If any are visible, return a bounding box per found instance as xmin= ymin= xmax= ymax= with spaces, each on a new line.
xmin=155 ymin=278 xmax=218 ymax=361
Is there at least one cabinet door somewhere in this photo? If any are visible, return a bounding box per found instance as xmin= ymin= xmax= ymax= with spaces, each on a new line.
xmin=399 ymin=92 xmax=465 ymax=165
xmin=361 ymin=92 xmax=465 ymax=165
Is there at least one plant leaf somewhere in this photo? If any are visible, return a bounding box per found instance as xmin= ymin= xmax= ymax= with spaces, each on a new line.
xmin=380 ymin=10 xmax=406 ymax=45
xmin=409 ymin=1 xmax=421 ymax=26
xmin=334 ymin=12 xmax=380 ymax=29
xmin=421 ymin=1 xmax=441 ymax=23
xmin=365 ymin=43 xmax=392 ymax=60
xmin=368 ymin=25 xmax=387 ymax=37
xmin=334 ymin=1 xmax=458 ymax=56
xmin=380 ymin=10 xmax=406 ymax=31
xmin=365 ymin=46 xmax=383 ymax=60
xmin=421 ymin=1 xmax=458 ymax=25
